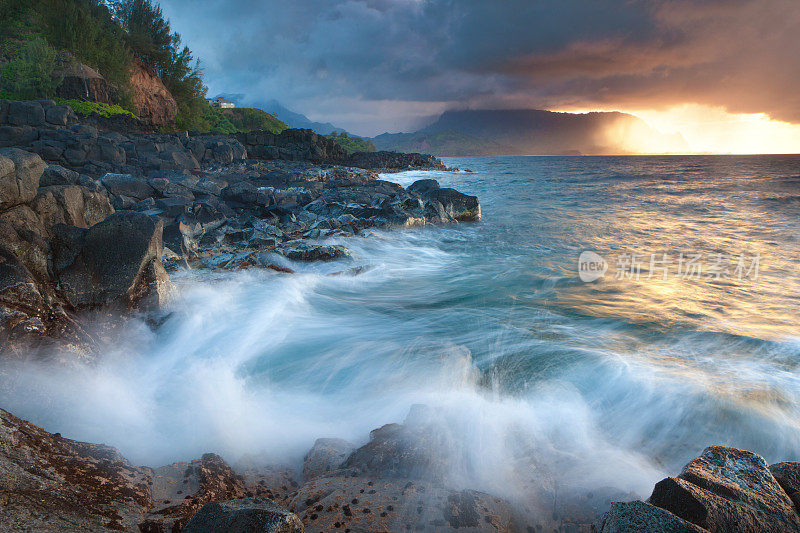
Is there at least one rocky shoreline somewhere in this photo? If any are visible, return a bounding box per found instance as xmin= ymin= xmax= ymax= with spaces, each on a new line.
xmin=1 ymin=100 xmax=799 ymax=532
xmin=0 ymin=99 xmax=478 ymax=356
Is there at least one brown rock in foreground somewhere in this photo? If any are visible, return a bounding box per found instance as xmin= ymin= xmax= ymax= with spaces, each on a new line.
xmin=0 ymin=409 xmax=297 ymax=532
xmin=0 ymin=408 xmax=151 ymax=531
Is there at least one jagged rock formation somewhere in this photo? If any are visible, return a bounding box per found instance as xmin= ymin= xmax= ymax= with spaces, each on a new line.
xmin=598 ymin=446 xmax=800 ymax=532
xmin=129 ymin=62 xmax=178 ymax=128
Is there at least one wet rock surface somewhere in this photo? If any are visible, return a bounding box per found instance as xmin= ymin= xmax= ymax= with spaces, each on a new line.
xmin=183 ymin=497 xmax=303 ymax=533
xmin=597 ymin=446 xmax=800 ymax=533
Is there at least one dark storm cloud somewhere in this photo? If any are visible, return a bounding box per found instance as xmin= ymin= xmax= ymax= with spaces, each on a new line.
xmin=159 ymin=0 xmax=800 ymax=134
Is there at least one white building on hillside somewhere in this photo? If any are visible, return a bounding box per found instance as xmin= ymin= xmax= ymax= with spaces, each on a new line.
xmin=208 ymin=97 xmax=235 ymax=109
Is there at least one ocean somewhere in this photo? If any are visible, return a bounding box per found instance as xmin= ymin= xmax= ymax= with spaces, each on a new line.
xmin=4 ymin=155 xmax=800 ymax=511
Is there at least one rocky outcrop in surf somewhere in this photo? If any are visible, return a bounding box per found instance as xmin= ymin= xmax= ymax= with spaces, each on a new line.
xmin=598 ymin=446 xmax=800 ymax=532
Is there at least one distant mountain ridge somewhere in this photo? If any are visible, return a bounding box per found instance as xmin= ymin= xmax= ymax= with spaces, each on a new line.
xmin=258 ymin=100 xmax=345 ymax=135
xmin=374 ymin=109 xmax=689 ymax=156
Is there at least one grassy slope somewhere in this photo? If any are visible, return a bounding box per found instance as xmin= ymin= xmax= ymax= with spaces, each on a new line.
xmin=204 ymin=106 xmax=288 ymax=134
xmin=326 ymin=134 xmax=376 ymax=154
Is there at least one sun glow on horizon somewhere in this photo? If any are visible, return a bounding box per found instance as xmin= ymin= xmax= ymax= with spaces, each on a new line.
xmin=557 ymin=104 xmax=800 ymax=155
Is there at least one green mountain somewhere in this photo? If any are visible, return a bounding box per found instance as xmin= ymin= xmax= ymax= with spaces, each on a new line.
xmin=372 ymin=109 xmax=690 ymax=156
xmin=372 ymin=129 xmax=516 ymax=156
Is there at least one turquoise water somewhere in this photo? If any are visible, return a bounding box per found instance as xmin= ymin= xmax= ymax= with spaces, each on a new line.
xmin=4 ymin=155 xmax=800 ymax=511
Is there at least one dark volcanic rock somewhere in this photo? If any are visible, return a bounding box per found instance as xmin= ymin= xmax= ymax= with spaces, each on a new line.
xmin=183 ymin=497 xmax=303 ymax=533
xmin=599 ymin=501 xmax=708 ymax=533
xmin=407 ymin=178 xmax=441 ymax=195
xmin=342 ymin=404 xmax=458 ymax=483
xmin=284 ymin=243 xmax=349 ymax=262
xmin=100 ymin=173 xmax=157 ymax=201
xmin=40 ymin=164 xmax=81 ymax=187
xmin=7 ymin=101 xmax=45 ymax=127
xmin=343 ymin=150 xmax=447 ymax=170
xmin=237 ymin=128 xmax=345 ymax=163
xmin=223 ymin=181 xmax=270 ymax=206
xmin=51 ymin=211 xmax=170 ymax=310
xmin=423 ymin=187 xmax=481 ymax=221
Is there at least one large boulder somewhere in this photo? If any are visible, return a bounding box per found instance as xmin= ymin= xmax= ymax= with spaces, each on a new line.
xmin=6 ymin=101 xmax=45 ymax=127
xmin=422 ymin=187 xmax=481 ymax=222
xmin=222 ymin=181 xmax=270 ymax=207
xmin=182 ymin=497 xmax=303 ymax=533
xmin=302 ymin=438 xmax=355 ymax=481
xmin=407 ymin=178 xmax=441 ymax=195
xmin=51 ymin=211 xmax=170 ymax=310
xmin=0 ymin=149 xmax=45 ymax=210
xmin=100 ymin=173 xmax=157 ymax=201
xmin=646 ymin=446 xmax=800 ymax=532
xmin=31 ymin=185 xmax=114 ymax=234
xmin=40 ymin=164 xmax=80 ymax=187
xmin=342 ymin=404 xmax=458 ymax=483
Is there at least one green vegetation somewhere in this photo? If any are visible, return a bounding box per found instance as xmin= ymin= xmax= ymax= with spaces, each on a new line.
xmin=0 ymin=0 xmax=209 ymax=128
xmin=0 ymin=0 xmax=133 ymax=102
xmin=327 ymin=131 xmax=377 ymax=154
xmin=55 ymin=98 xmax=136 ymax=118
xmin=226 ymin=108 xmax=287 ymax=134
xmin=0 ymin=36 xmax=60 ymax=100
xmin=202 ymin=106 xmax=287 ymax=135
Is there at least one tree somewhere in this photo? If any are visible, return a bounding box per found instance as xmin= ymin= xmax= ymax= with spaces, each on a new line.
xmin=0 ymin=37 xmax=61 ymax=100
xmin=113 ymin=0 xmax=208 ymax=128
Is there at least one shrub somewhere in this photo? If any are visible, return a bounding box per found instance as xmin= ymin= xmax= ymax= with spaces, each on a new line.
xmin=55 ymin=98 xmax=136 ymax=118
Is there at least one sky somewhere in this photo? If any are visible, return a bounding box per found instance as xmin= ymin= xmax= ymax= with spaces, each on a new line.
xmin=160 ymin=0 xmax=800 ymax=153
